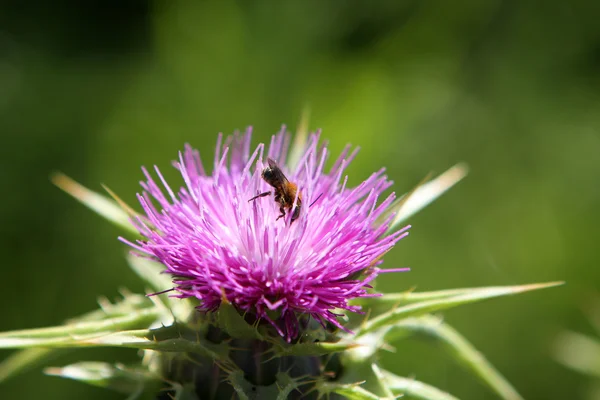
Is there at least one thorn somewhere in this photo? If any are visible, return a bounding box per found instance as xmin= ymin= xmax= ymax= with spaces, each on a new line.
xmin=102 ymin=184 xmax=139 ymax=217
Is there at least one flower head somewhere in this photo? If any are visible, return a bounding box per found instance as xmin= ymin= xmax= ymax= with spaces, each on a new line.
xmin=124 ymin=128 xmax=409 ymax=340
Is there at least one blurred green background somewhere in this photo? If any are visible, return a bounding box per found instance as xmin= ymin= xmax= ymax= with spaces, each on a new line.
xmin=1 ymin=1 xmax=599 ymax=399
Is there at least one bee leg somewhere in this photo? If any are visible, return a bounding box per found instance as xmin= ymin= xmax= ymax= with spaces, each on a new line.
xmin=248 ymin=191 xmax=271 ymax=202
xmin=276 ymin=207 xmax=286 ymax=220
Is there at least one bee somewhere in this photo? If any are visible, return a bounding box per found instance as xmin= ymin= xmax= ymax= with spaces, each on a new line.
xmin=248 ymin=158 xmax=303 ymax=222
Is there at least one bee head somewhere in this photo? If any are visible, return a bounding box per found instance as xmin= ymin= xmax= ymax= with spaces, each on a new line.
xmin=261 ymin=158 xmax=283 ymax=186
xmin=262 ymin=166 xmax=276 ymax=181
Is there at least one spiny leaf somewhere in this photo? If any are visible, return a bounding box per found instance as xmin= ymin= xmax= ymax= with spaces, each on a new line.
xmin=166 ymin=383 xmax=201 ymax=400
xmin=217 ymin=302 xmax=263 ymax=340
xmin=101 ymin=184 xmax=141 ymax=220
xmin=273 ymin=340 xmax=359 ymax=357
xmin=553 ymin=331 xmax=600 ymax=377
xmin=51 ymin=172 xmax=140 ymax=235
xmin=366 ymin=363 xmax=396 ymax=399
xmin=81 ymin=325 xmax=229 ymax=361
xmin=353 ymin=285 xmax=562 ymax=319
xmin=126 ymin=255 xmax=172 ymax=293
xmin=357 ymin=281 xmax=563 ymax=335
xmin=0 ymin=348 xmax=70 ymax=383
xmin=0 ymin=307 xmax=160 ymax=348
xmin=274 ymin=372 xmax=300 ymax=400
xmin=581 ymin=294 xmax=600 ymax=336
xmin=228 ymin=370 xmax=252 ymax=400
xmin=44 ymin=361 xmax=161 ymax=397
xmin=385 ymin=315 xmax=523 ymax=400
xmin=125 ymin=255 xmax=195 ymax=322
xmin=68 ymin=292 xmax=153 ymax=323
xmin=87 ymin=331 xmax=218 ymax=356
xmin=376 ymin=172 xmax=432 ymax=229
xmin=381 ymin=370 xmax=459 ymax=400
xmin=319 ymin=381 xmax=392 ymax=400
xmin=335 ymin=359 xmax=395 ymax=398
xmin=386 ymin=163 xmax=468 ymax=231
xmin=226 ymin=370 xmax=301 ymax=400
xmin=1 ymin=325 xmax=229 ymax=362
xmin=353 ymin=286 xmax=502 ymax=308
xmin=287 ymin=106 xmax=311 ymax=171
xmin=0 ymin=293 xmax=154 ymax=382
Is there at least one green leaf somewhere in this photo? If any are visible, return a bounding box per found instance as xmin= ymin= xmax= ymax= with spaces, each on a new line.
xmin=357 ymin=281 xmax=563 ymax=336
xmin=0 ymin=348 xmax=71 ymax=383
xmin=69 ymin=292 xmax=154 ymax=322
xmin=354 ymin=286 xmax=506 ymax=308
xmin=79 ymin=325 xmax=230 ymax=361
xmin=553 ymin=331 xmax=600 ymax=378
xmin=0 ymin=307 xmax=160 ymax=348
xmin=0 ymin=293 xmax=155 ymax=382
xmin=384 ymin=163 xmax=468 ymax=231
xmin=364 ymin=363 xmax=396 ymax=399
xmin=287 ymin=106 xmax=311 ymax=171
xmin=381 ymin=370 xmax=459 ymax=400
xmin=126 ymin=254 xmax=172 ymax=293
xmin=578 ymin=294 xmax=600 ymax=337
xmin=226 ymin=370 xmax=301 ymax=400
xmin=217 ymin=302 xmax=263 ymax=340
xmin=318 ymin=363 xmax=396 ymax=399
xmin=319 ymin=381 xmax=391 ymax=400
xmin=228 ymin=370 xmax=252 ymax=400
xmin=125 ymin=255 xmax=195 ymax=321
xmin=0 ymin=324 xmax=230 ymax=363
xmin=167 ymin=383 xmax=201 ymax=400
xmin=335 ymin=355 xmax=395 ymax=398
xmin=385 ymin=315 xmax=523 ymax=400
xmin=44 ymin=361 xmax=161 ymax=398
xmin=51 ymin=172 xmax=140 ymax=235
xmin=353 ymin=284 xmax=566 ymax=320
xmin=274 ymin=372 xmax=300 ymax=400
xmin=273 ymin=340 xmax=358 ymax=357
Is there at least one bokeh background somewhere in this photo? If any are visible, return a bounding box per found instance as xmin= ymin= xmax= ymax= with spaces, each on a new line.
xmin=2 ymin=1 xmax=599 ymax=399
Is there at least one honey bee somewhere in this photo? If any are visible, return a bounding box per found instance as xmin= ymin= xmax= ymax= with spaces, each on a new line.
xmin=249 ymin=158 xmax=310 ymax=223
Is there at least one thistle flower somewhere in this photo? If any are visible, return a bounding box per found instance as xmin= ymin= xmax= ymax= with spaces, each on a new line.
xmin=0 ymin=126 xmax=560 ymax=400
xmin=123 ymin=127 xmax=410 ymax=340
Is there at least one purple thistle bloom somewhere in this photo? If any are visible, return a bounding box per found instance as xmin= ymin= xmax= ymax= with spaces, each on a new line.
xmin=123 ymin=128 xmax=410 ymax=340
